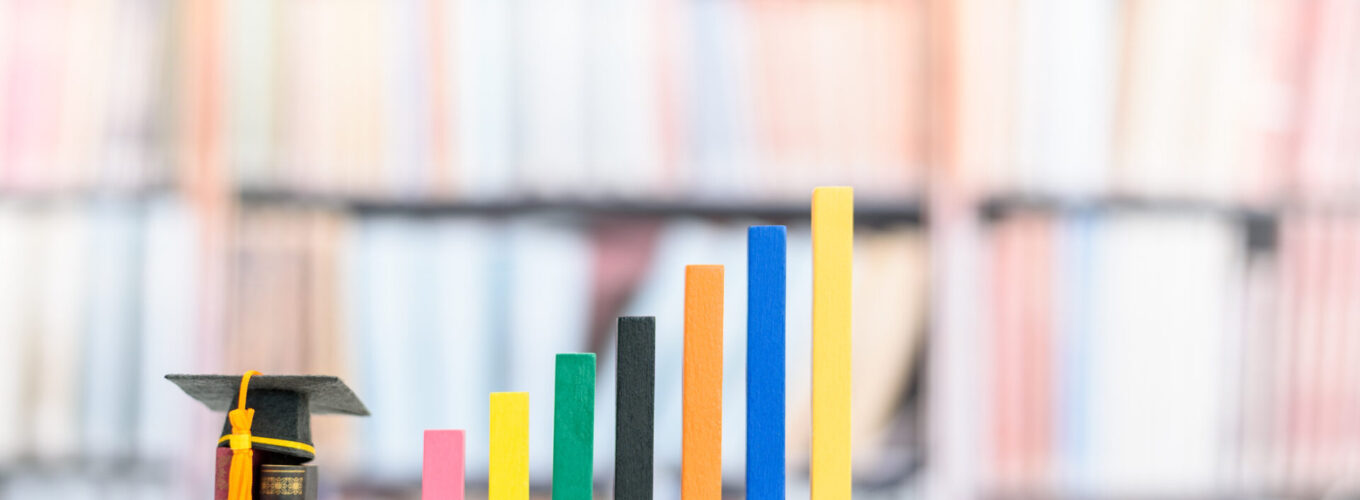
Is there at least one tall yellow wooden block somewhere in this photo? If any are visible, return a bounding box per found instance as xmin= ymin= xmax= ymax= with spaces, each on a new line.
xmin=811 ymin=187 xmax=852 ymax=499
xmin=490 ymin=392 xmax=529 ymax=500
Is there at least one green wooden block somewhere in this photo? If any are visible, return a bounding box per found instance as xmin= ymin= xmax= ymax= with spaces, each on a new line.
xmin=553 ymin=353 xmax=596 ymax=500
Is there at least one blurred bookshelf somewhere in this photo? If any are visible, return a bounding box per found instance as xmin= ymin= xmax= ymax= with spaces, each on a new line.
xmin=235 ymin=188 xmax=927 ymax=226
xmin=4 ymin=0 xmax=1360 ymax=498
xmin=2 ymin=185 xmax=1359 ymax=498
xmin=0 ymin=187 xmax=925 ymax=224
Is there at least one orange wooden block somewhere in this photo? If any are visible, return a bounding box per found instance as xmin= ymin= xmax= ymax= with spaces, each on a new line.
xmin=682 ymin=265 xmax=724 ymax=500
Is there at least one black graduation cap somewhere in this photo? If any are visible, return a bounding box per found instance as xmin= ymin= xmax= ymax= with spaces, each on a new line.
xmin=166 ymin=373 xmax=369 ymax=463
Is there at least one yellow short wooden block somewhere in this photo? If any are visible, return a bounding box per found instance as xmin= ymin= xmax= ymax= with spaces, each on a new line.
xmin=490 ymin=392 xmax=529 ymax=500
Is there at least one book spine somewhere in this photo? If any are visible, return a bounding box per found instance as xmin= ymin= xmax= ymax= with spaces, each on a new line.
xmin=259 ymin=464 xmax=313 ymax=500
xmin=215 ymin=447 xmax=265 ymax=500
xmin=215 ymin=447 xmax=229 ymax=500
xmin=305 ymin=466 xmax=318 ymax=500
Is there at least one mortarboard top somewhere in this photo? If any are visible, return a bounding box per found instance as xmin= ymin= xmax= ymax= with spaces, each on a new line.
xmin=167 ymin=374 xmax=369 ymax=462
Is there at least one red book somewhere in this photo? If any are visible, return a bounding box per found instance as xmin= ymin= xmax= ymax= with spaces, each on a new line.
xmin=214 ymin=447 xmax=262 ymax=500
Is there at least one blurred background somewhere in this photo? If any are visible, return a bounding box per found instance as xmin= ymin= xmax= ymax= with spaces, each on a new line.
xmin=0 ymin=0 xmax=1358 ymax=498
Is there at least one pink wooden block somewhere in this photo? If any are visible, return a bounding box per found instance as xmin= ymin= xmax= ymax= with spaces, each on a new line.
xmin=423 ymin=429 xmax=465 ymax=500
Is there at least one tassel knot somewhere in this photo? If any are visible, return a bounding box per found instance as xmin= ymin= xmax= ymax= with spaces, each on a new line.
xmin=228 ymin=408 xmax=255 ymax=449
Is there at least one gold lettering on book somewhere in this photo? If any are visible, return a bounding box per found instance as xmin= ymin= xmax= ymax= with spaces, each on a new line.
xmin=261 ymin=476 xmax=304 ymax=495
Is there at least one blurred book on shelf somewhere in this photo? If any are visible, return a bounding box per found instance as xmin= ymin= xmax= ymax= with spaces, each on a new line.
xmin=1259 ymin=215 xmax=1360 ymax=492
xmin=984 ymin=213 xmax=1242 ymax=496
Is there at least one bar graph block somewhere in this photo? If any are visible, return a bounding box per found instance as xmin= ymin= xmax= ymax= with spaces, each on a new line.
xmin=490 ymin=392 xmax=529 ymax=500
xmin=423 ymin=430 xmax=465 ymax=500
xmin=553 ymin=353 xmax=596 ymax=500
xmin=812 ymin=187 xmax=852 ymax=499
xmin=615 ymin=317 xmax=655 ymax=500
xmin=683 ymin=265 xmax=724 ymax=500
xmin=746 ymin=226 xmax=786 ymax=499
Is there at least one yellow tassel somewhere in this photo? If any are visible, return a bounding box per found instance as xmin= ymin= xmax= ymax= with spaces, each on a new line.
xmin=228 ymin=370 xmax=262 ymax=500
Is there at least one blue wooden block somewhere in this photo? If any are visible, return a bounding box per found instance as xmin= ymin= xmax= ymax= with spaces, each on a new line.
xmin=746 ymin=225 xmax=786 ymax=499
